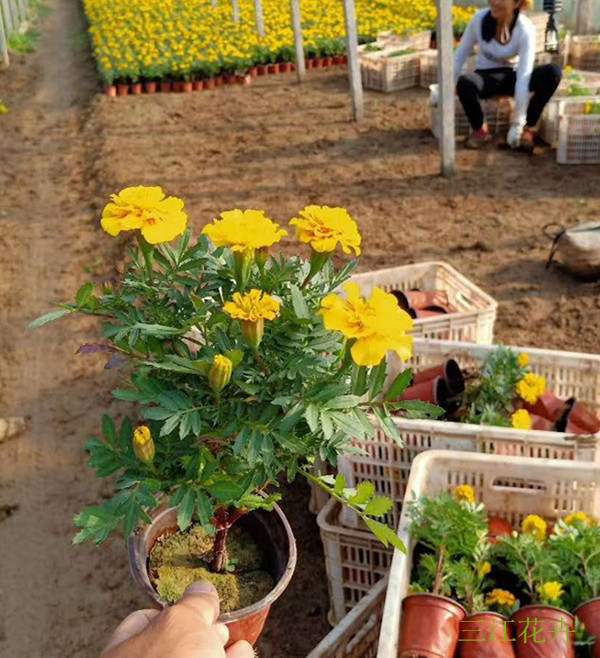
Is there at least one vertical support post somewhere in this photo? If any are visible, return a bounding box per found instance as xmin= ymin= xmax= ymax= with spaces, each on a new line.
xmin=15 ymin=0 xmax=25 ymax=22
xmin=8 ymin=0 xmax=19 ymax=30
xmin=290 ymin=0 xmax=305 ymax=82
xmin=254 ymin=0 xmax=265 ymax=38
xmin=232 ymin=0 xmax=239 ymax=23
xmin=0 ymin=3 xmax=10 ymax=67
xmin=211 ymin=0 xmax=217 ymax=7
xmin=576 ymin=0 xmax=594 ymax=35
xmin=1 ymin=0 xmax=13 ymax=36
xmin=437 ymin=0 xmax=456 ymax=178
xmin=343 ymin=0 xmax=364 ymax=122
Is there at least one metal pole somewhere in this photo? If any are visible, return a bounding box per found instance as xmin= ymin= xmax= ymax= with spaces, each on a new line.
xmin=1 ymin=0 xmax=13 ymax=36
xmin=343 ymin=0 xmax=364 ymax=121
xmin=0 ymin=3 xmax=10 ymax=67
xmin=437 ymin=0 xmax=456 ymax=178
xmin=291 ymin=0 xmax=305 ymax=82
xmin=232 ymin=0 xmax=239 ymax=23
xmin=254 ymin=0 xmax=265 ymax=38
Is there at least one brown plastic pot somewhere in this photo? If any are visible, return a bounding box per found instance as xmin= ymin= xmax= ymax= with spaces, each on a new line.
xmin=524 ymin=390 xmax=569 ymax=424
xmin=400 ymin=593 xmax=466 ymax=658
xmin=332 ymin=55 xmax=342 ymax=65
xmin=401 ymin=376 xmax=449 ymax=406
xmin=314 ymin=59 xmax=324 ymax=68
xmin=131 ymin=82 xmax=143 ymax=95
xmin=529 ymin=414 xmax=555 ymax=432
xmin=204 ymin=79 xmax=215 ymax=89
xmin=129 ymin=502 xmax=297 ymax=647
xmin=117 ymin=83 xmax=129 ymax=96
xmin=460 ymin=612 xmax=516 ymax=658
xmin=160 ymin=81 xmax=172 ymax=93
xmin=306 ymin=59 xmax=314 ymax=70
xmin=224 ymin=74 xmax=237 ymax=85
xmin=412 ymin=359 xmax=465 ymax=396
xmin=413 ymin=308 xmax=447 ymax=319
xmin=144 ymin=81 xmax=157 ymax=94
xmin=104 ymin=84 xmax=117 ymax=96
xmin=575 ymin=599 xmax=600 ymax=657
xmin=280 ymin=62 xmax=292 ymax=73
xmin=173 ymin=81 xmax=185 ymax=93
xmin=182 ymin=81 xmax=193 ymax=93
xmin=257 ymin=64 xmax=268 ymax=75
xmin=565 ymin=400 xmax=600 ymax=435
xmin=405 ymin=289 xmax=451 ymax=311
xmin=238 ymin=74 xmax=252 ymax=86
xmin=268 ymin=63 xmax=280 ymax=74
xmin=512 ymin=606 xmax=575 ymax=658
xmin=249 ymin=66 xmax=258 ymax=78
xmin=488 ymin=515 xmax=514 ymax=543
xmin=214 ymin=76 xmax=223 ymax=87
xmin=323 ymin=57 xmax=333 ymax=67
xmin=192 ymin=81 xmax=204 ymax=91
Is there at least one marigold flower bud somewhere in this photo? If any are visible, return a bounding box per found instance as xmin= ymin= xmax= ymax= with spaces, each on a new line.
xmin=133 ymin=425 xmax=155 ymax=464
xmin=209 ymin=354 xmax=233 ymax=394
xmin=255 ymin=246 xmax=269 ymax=268
xmin=242 ymin=318 xmax=264 ymax=350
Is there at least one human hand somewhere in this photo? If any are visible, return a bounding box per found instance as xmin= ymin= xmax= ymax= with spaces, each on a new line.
xmin=101 ymin=581 xmax=254 ymax=658
xmin=507 ymin=124 xmax=523 ymax=149
xmin=429 ymin=84 xmax=439 ymax=106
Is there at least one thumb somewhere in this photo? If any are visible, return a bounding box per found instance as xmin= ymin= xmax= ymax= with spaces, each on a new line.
xmin=176 ymin=581 xmax=221 ymax=626
xmin=226 ymin=640 xmax=255 ymax=658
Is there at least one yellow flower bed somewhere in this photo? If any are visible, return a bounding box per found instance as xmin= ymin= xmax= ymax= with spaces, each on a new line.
xmin=82 ymin=0 xmax=475 ymax=83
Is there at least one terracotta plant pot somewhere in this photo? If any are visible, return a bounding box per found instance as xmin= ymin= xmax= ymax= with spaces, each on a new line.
xmin=144 ymin=81 xmax=157 ymax=94
xmin=524 ymin=390 xmax=569 ymax=424
xmin=401 ymin=376 xmax=450 ymax=406
xmin=400 ymin=593 xmax=466 ymax=658
xmin=323 ymin=57 xmax=333 ymax=67
xmin=268 ymin=63 xmax=280 ymax=74
xmin=239 ymin=74 xmax=252 ymax=86
xmin=460 ymin=612 xmax=516 ymax=658
xmin=529 ymin=414 xmax=555 ymax=431
xmin=280 ymin=62 xmax=292 ymax=73
xmin=249 ymin=66 xmax=258 ymax=78
xmin=512 ymin=606 xmax=575 ymax=658
xmin=487 ymin=515 xmax=514 ymax=543
xmin=257 ymin=64 xmax=268 ymax=76
xmin=575 ymin=599 xmax=600 ymax=658
xmin=403 ymin=290 xmax=451 ymax=310
xmin=117 ymin=83 xmax=129 ymax=96
xmin=332 ymin=55 xmax=342 ymax=65
xmin=223 ymin=74 xmax=237 ymax=85
xmin=160 ymin=81 xmax=172 ymax=93
xmin=314 ymin=59 xmax=324 ymax=69
xmin=412 ymin=359 xmax=465 ymax=397
xmin=104 ymin=84 xmax=117 ymax=97
xmin=205 ymin=79 xmax=215 ymax=89
xmin=192 ymin=81 xmax=204 ymax=91
xmin=182 ymin=81 xmax=193 ymax=93
xmin=341 ymin=54 xmax=348 ymax=65
xmin=129 ymin=503 xmax=297 ymax=647
xmin=131 ymin=82 xmax=142 ymax=95
xmin=214 ymin=76 xmax=223 ymax=87
xmin=173 ymin=81 xmax=185 ymax=93
xmin=564 ymin=400 xmax=600 ymax=435
xmin=306 ymin=59 xmax=314 ymax=70
xmin=410 ymin=308 xmax=446 ymax=319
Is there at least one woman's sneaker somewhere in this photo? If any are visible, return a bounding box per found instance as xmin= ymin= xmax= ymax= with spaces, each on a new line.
xmin=465 ymin=126 xmax=492 ymax=149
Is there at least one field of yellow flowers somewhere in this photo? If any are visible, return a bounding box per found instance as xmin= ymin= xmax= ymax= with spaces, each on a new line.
xmin=83 ymin=0 xmax=475 ymax=84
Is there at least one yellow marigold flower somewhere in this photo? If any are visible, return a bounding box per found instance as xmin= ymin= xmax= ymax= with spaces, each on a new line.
xmin=516 ymin=373 xmax=546 ymax=405
xmin=201 ymin=209 xmax=287 ymax=253
xmin=209 ymin=354 xmax=233 ymax=394
xmin=564 ymin=511 xmax=592 ymax=527
xmin=454 ymin=484 xmax=476 ymax=504
xmin=0 ymin=102 xmax=8 ymax=115
xmin=522 ymin=514 xmax=547 ymax=541
xmin=320 ymin=282 xmax=412 ymax=367
xmin=518 ymin=353 xmax=530 ymax=368
xmin=477 ymin=561 xmax=491 ymax=578
xmin=224 ymin=289 xmax=280 ymax=349
xmin=133 ymin=425 xmax=155 ymax=464
xmin=290 ymin=205 xmax=362 ymax=255
xmin=564 ymin=65 xmax=573 ymax=73
xmin=486 ymin=589 xmax=516 ymax=608
xmin=101 ymin=186 xmax=188 ymax=244
xmin=512 ymin=409 xmax=532 ymax=430
xmin=537 ymin=581 xmax=563 ymax=603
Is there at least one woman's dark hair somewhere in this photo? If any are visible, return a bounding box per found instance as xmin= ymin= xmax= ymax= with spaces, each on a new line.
xmin=481 ymin=8 xmax=520 ymax=42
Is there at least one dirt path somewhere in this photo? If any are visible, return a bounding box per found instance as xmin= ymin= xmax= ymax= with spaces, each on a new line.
xmin=1 ymin=0 xmax=600 ymax=656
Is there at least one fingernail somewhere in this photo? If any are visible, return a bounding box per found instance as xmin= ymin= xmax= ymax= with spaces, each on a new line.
xmin=183 ymin=581 xmax=218 ymax=597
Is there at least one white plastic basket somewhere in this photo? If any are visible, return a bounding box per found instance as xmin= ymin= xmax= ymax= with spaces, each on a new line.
xmin=556 ymin=103 xmax=600 ymax=164
xmin=569 ymin=35 xmax=600 ymax=72
xmin=350 ymin=262 xmax=497 ymax=343
xmin=377 ymin=451 xmax=600 ymax=658
xmin=338 ymin=338 xmax=600 ymax=530
xmin=528 ymin=12 xmax=552 ymax=54
xmin=360 ymin=49 xmax=420 ymax=92
xmin=318 ymin=500 xmax=394 ymax=624
xmin=307 ymin=578 xmax=387 ymax=658
xmin=430 ymin=93 xmax=513 ymax=140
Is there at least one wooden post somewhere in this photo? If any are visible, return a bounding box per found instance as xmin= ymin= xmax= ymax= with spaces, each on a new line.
xmin=437 ymin=0 xmax=456 ymax=178
xmin=8 ymin=0 xmax=19 ymax=30
xmin=15 ymin=0 xmax=25 ymax=22
xmin=211 ymin=0 xmax=217 ymax=7
xmin=232 ymin=0 xmax=239 ymax=22
xmin=290 ymin=0 xmax=305 ymax=82
xmin=254 ymin=0 xmax=265 ymax=38
xmin=342 ymin=0 xmax=364 ymax=122
xmin=1 ymin=0 xmax=13 ymax=36
xmin=0 ymin=3 xmax=9 ymax=67
xmin=576 ymin=0 xmax=594 ymax=35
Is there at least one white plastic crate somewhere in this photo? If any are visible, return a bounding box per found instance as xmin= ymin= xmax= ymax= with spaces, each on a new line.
xmin=360 ymin=49 xmax=420 ymax=92
xmin=420 ymin=51 xmax=477 ymax=88
xmin=569 ymin=35 xmax=600 ymax=72
xmin=338 ymin=338 xmax=600 ymax=530
xmin=372 ymin=30 xmax=431 ymax=53
xmin=318 ymin=500 xmax=393 ymax=624
xmin=377 ymin=451 xmax=600 ymax=658
xmin=307 ymin=578 xmax=387 ymax=658
xmin=350 ymin=262 xmax=497 ymax=343
xmin=557 ymin=103 xmax=600 ymax=164
xmin=430 ymin=93 xmax=513 ymax=139
xmin=529 ymin=12 xmax=552 ymax=54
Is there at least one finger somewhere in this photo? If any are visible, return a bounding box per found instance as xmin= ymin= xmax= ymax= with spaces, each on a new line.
xmin=214 ymin=622 xmax=230 ymax=646
xmin=226 ymin=640 xmax=255 ymax=658
xmin=101 ymin=609 xmax=160 ymax=653
xmin=176 ymin=581 xmax=221 ymax=625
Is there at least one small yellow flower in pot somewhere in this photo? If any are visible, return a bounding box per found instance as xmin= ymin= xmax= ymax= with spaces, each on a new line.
xmin=476 ymin=561 xmax=491 ymax=577
xmin=223 ymin=289 xmax=280 ymax=350
xmin=511 ymin=408 xmax=532 ymax=430
xmin=486 ymin=588 xmax=516 ymax=609
xmin=516 ymin=373 xmax=546 ymax=405
xmin=208 ymin=354 xmax=233 ymax=395
xmin=517 ymin=352 xmax=530 ymax=368
xmin=537 ymin=581 xmax=564 ymax=605
xmin=133 ymin=425 xmax=155 ymax=464
xmin=454 ymin=484 xmax=476 ymax=504
xmin=522 ymin=514 xmax=547 ymax=541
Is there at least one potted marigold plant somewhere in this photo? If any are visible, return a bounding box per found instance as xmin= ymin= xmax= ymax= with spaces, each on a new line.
xmin=31 ymin=187 xmax=435 ymax=646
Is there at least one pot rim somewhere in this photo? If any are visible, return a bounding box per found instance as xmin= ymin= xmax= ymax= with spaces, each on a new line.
xmin=128 ymin=500 xmax=297 ymax=624
xmin=403 ymin=592 xmax=468 ymax=614
xmin=466 ymin=611 xmax=509 ymax=621
xmin=574 ymin=598 xmax=600 ymax=613
xmin=514 ymin=604 xmax=575 ymax=620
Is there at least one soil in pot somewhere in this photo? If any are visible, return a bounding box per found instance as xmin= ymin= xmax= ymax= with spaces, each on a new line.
xmin=148 ymin=523 xmax=274 ymax=613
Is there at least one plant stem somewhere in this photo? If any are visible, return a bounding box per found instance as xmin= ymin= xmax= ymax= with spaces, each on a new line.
xmin=433 ymin=543 xmax=446 ymax=596
xmin=210 ymin=507 xmax=247 ymax=573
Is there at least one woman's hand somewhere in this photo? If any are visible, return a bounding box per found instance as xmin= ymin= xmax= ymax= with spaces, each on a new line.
xmin=507 ymin=125 xmax=523 ymax=149
xmin=101 ymin=581 xmax=254 ymax=658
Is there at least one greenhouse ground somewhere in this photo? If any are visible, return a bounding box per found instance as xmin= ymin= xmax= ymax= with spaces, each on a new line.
xmin=1 ymin=0 xmax=600 ymax=656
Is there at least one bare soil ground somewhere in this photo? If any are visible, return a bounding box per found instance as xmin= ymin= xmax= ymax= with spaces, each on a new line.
xmin=1 ymin=0 xmax=599 ymax=656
